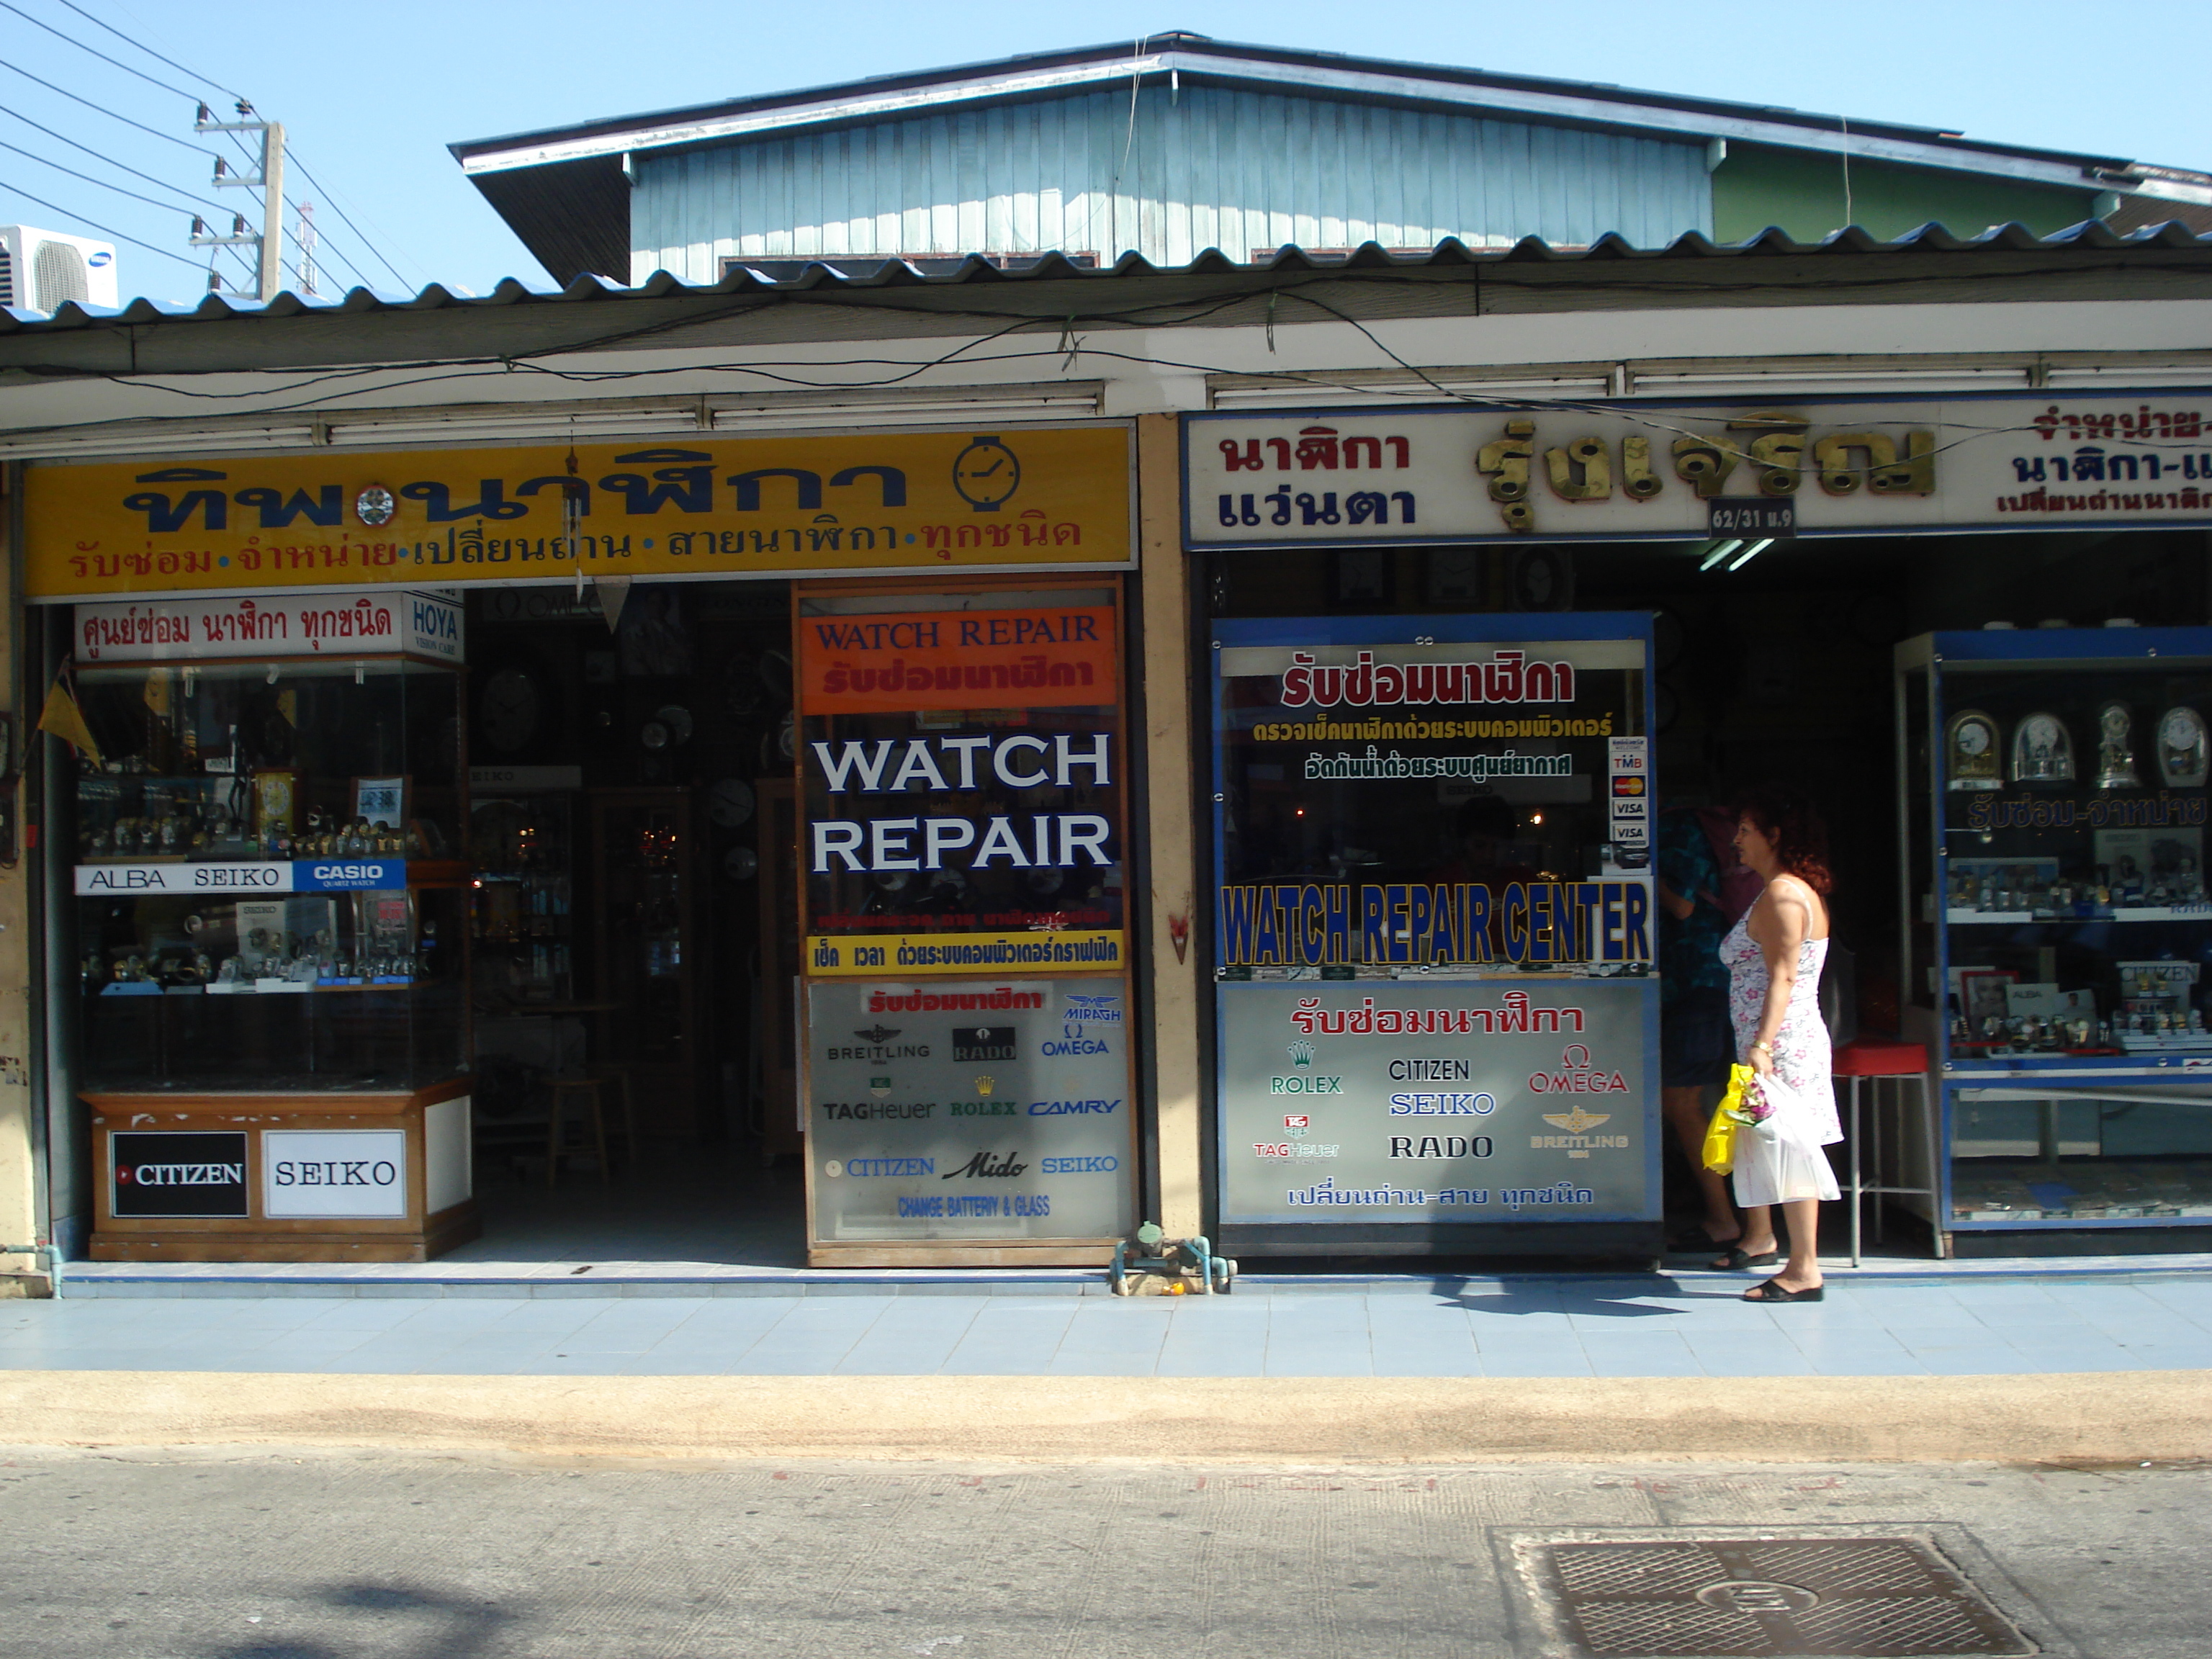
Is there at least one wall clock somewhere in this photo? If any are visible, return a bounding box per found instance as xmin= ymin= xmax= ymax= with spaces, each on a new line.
xmin=478 ymin=666 xmax=544 ymax=754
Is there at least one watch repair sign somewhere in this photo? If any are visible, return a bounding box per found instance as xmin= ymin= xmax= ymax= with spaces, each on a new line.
xmin=798 ymin=593 xmax=1126 ymax=977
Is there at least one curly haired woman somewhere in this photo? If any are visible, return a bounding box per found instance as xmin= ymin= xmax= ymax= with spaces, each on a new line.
xmin=1718 ymin=791 xmax=1842 ymax=1303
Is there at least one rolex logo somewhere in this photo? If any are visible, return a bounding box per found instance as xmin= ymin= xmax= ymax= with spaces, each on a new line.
xmin=1542 ymin=1107 xmax=1612 ymax=1134
xmin=975 ymin=1075 xmax=996 ymax=1097
xmin=1287 ymin=1042 xmax=1316 ymax=1068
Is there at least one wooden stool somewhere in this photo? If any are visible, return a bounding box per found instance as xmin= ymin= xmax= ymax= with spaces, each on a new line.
xmin=590 ymin=1065 xmax=639 ymax=1168
xmin=1833 ymin=1038 xmax=1938 ymax=1266
xmin=546 ymin=1076 xmax=609 ymax=1189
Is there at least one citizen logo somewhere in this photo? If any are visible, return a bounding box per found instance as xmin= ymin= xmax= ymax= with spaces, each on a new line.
xmin=116 ymin=1161 xmax=243 ymax=1186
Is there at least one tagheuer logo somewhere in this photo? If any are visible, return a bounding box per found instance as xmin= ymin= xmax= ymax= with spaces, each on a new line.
xmin=954 ymin=1025 xmax=1017 ymax=1061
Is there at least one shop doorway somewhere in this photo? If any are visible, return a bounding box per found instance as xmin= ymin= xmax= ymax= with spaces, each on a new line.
xmin=456 ymin=578 xmax=809 ymax=1266
xmin=1202 ymin=526 xmax=2212 ymax=1258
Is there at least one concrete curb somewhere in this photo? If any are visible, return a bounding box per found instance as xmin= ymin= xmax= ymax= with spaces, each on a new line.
xmin=6 ymin=1370 xmax=2208 ymax=1465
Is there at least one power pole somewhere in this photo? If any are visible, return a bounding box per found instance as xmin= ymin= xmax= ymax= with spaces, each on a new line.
xmin=193 ymin=102 xmax=285 ymax=301
xmin=297 ymin=201 xmax=318 ymax=297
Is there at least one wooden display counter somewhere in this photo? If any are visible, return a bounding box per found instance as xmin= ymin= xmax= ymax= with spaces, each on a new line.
xmin=87 ymin=1077 xmax=477 ymax=1262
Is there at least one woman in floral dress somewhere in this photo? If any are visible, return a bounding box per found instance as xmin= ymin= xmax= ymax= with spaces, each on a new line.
xmin=1717 ymin=791 xmax=1840 ymax=1303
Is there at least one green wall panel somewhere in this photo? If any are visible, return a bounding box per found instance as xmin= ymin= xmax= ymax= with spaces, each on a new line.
xmin=1712 ymin=143 xmax=2098 ymax=243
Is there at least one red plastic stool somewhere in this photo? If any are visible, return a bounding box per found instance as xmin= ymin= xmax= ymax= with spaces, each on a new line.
xmin=1832 ymin=1038 xmax=1936 ymax=1266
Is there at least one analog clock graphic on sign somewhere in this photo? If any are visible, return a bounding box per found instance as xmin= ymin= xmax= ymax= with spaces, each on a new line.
xmin=951 ymin=435 xmax=1022 ymax=511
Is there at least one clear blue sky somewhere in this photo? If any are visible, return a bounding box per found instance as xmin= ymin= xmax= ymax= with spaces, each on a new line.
xmin=1 ymin=0 xmax=2206 ymax=305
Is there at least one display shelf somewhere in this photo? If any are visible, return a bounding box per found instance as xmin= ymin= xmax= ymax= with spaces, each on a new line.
xmin=1899 ymin=626 xmax=2212 ymax=1246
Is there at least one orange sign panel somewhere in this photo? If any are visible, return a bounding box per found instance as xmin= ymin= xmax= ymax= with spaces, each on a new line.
xmin=799 ymin=606 xmax=1118 ymax=713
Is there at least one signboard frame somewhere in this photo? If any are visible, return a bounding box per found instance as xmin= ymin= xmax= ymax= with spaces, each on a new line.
xmin=1182 ymin=390 xmax=2212 ymax=552
xmin=792 ymin=572 xmax=1138 ymax=1267
xmin=1208 ymin=611 xmax=1664 ymax=1254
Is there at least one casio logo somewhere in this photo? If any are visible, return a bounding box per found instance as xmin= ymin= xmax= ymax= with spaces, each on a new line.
xmin=313 ymin=864 xmax=382 ymax=881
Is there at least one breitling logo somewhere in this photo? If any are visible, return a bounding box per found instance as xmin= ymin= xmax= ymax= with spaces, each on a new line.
xmin=855 ymin=1025 xmax=901 ymax=1043
xmin=1541 ymin=1106 xmax=1613 ymax=1134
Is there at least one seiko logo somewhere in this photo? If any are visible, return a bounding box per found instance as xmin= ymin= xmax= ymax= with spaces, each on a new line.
xmin=1388 ymin=1092 xmax=1498 ymax=1115
xmin=1040 ymin=1156 xmax=1118 ymax=1174
xmin=271 ymin=1159 xmax=398 ymax=1187
xmin=1027 ymin=1098 xmax=1120 ymax=1115
xmin=943 ymin=1150 xmax=1029 ymax=1179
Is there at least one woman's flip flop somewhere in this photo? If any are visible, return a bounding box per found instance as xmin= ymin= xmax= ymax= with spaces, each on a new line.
xmin=1743 ymin=1279 xmax=1824 ymax=1303
xmin=1710 ymin=1247 xmax=1782 ymax=1270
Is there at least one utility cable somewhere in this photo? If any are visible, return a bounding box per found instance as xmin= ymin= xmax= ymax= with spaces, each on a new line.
xmin=0 ymin=56 xmax=208 ymax=151
xmin=0 ymin=0 xmax=199 ymax=99
xmin=0 ymin=103 xmax=226 ymax=212
xmin=48 ymin=0 xmax=249 ymax=103
xmin=284 ymin=154 xmax=413 ymax=289
xmin=0 ymin=132 xmax=225 ymax=221
xmin=0 ymin=175 xmax=212 ymax=273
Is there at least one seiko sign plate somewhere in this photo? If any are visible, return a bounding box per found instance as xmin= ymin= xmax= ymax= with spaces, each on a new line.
xmin=76 ymin=858 xmax=406 ymax=896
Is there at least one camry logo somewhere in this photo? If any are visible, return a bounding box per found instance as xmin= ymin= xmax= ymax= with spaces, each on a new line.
xmin=853 ymin=1026 xmax=901 ymax=1043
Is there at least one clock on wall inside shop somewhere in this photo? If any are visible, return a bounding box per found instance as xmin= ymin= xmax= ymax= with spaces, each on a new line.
xmin=477 ymin=665 xmax=547 ymax=755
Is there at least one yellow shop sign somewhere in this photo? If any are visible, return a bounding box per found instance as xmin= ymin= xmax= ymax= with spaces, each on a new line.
xmin=25 ymin=426 xmax=1133 ymax=599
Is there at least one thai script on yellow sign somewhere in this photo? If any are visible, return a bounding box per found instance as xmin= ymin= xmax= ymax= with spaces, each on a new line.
xmin=25 ymin=427 xmax=1133 ymax=598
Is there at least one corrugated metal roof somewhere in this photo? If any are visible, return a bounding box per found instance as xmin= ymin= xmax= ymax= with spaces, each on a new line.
xmin=1 ymin=220 xmax=2208 ymax=340
xmin=449 ymin=35 xmax=2172 ymax=285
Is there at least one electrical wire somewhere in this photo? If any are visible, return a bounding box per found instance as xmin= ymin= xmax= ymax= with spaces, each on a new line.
xmin=0 ymin=0 xmax=199 ymax=100
xmin=48 ymin=0 xmax=248 ymax=102
xmin=0 ymin=105 xmax=227 ymax=212
xmin=0 ymin=132 xmax=224 ymax=222
xmin=0 ymin=174 xmax=212 ymax=272
xmin=1 ymin=2 xmax=407 ymax=291
xmin=284 ymin=155 xmax=413 ymax=289
xmin=0 ymin=55 xmax=207 ymax=151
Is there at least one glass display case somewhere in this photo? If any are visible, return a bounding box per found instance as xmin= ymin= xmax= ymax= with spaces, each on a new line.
xmin=589 ymin=788 xmax=705 ymax=1141
xmin=469 ymin=770 xmax=577 ymax=1009
xmin=1899 ymin=628 xmax=2212 ymax=1241
xmin=72 ymin=655 xmax=469 ymax=1093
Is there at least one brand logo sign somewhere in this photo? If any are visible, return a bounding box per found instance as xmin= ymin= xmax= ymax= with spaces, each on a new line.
xmin=110 ymin=1130 xmax=250 ymax=1218
xmin=1388 ymin=1135 xmax=1496 ymax=1159
xmin=1269 ymin=1074 xmax=1344 ymax=1093
xmin=953 ymin=1025 xmax=1017 ymax=1061
xmin=1028 ymin=1097 xmax=1120 ymax=1115
xmin=263 ymin=1130 xmax=408 ymax=1218
xmin=942 ymin=1150 xmax=1030 ymax=1179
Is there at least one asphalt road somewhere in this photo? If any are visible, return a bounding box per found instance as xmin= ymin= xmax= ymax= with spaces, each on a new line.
xmin=2 ymin=1448 xmax=2204 ymax=1658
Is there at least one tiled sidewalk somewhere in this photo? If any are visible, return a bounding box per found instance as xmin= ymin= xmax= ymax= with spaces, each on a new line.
xmin=5 ymin=1274 xmax=2212 ymax=1377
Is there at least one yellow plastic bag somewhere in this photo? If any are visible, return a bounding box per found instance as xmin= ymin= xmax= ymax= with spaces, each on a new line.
xmin=1701 ymin=1062 xmax=1759 ymax=1174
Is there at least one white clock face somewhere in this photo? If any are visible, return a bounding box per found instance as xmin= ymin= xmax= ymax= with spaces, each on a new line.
xmin=2164 ymin=711 xmax=2199 ymax=748
xmin=480 ymin=668 xmax=540 ymax=753
xmin=1957 ymin=720 xmax=1990 ymax=757
xmin=2024 ymin=716 xmax=2062 ymax=749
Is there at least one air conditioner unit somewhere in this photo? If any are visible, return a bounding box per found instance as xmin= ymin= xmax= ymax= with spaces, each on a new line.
xmin=0 ymin=225 xmax=120 ymax=312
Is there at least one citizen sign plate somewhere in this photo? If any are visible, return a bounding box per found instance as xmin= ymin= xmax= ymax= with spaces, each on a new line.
xmin=1502 ymin=1530 xmax=2040 ymax=1658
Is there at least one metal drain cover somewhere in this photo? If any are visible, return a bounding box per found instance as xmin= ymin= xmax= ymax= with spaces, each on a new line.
xmin=1507 ymin=1532 xmax=2037 ymax=1658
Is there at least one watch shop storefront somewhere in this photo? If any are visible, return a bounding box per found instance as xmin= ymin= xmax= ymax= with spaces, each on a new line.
xmin=1186 ymin=390 xmax=2212 ymax=1259
xmin=27 ymin=422 xmax=1143 ymax=1267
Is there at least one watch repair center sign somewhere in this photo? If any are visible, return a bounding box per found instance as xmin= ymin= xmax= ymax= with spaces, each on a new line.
xmin=1217 ymin=981 xmax=1654 ymax=1226
xmin=27 ymin=426 xmax=1133 ymax=599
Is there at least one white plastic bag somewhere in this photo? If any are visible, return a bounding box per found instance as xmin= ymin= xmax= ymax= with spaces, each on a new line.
xmin=1730 ymin=1072 xmax=1841 ymax=1209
